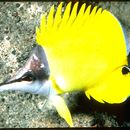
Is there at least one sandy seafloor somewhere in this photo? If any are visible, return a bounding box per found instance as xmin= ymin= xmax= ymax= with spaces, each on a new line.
xmin=0 ymin=1 xmax=130 ymax=128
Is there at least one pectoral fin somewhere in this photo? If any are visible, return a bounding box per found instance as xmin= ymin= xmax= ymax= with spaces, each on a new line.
xmin=49 ymin=95 xmax=73 ymax=127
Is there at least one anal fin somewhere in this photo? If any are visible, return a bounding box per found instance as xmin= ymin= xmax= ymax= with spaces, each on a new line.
xmin=49 ymin=95 xmax=73 ymax=127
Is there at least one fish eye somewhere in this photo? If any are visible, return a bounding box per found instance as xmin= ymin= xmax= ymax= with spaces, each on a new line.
xmin=122 ymin=66 xmax=130 ymax=75
xmin=21 ymin=71 xmax=36 ymax=81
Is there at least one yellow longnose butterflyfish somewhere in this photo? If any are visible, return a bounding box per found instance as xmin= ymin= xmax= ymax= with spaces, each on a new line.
xmin=0 ymin=2 xmax=130 ymax=127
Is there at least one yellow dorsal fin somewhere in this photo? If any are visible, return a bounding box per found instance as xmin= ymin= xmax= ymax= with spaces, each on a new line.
xmin=90 ymin=6 xmax=98 ymax=17
xmin=36 ymin=2 xmax=126 ymax=68
xmin=59 ymin=2 xmax=72 ymax=29
xmin=67 ymin=2 xmax=79 ymax=27
xmin=71 ymin=3 xmax=86 ymax=28
xmin=36 ymin=2 xmax=109 ymax=47
xmin=96 ymin=7 xmax=102 ymax=15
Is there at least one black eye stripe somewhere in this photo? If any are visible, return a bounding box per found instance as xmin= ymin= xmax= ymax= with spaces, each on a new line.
xmin=21 ymin=71 xmax=36 ymax=81
xmin=122 ymin=66 xmax=130 ymax=75
xmin=0 ymin=71 xmax=35 ymax=86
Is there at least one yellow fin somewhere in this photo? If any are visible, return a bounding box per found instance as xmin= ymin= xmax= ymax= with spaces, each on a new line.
xmin=67 ymin=2 xmax=79 ymax=27
xmin=36 ymin=1 xmax=126 ymax=55
xmin=90 ymin=6 xmax=98 ymax=17
xmin=59 ymin=2 xmax=72 ymax=29
xmin=50 ymin=95 xmax=73 ymax=127
xmin=84 ymin=5 xmax=91 ymax=16
xmin=71 ymin=3 xmax=86 ymax=28
xmin=96 ymin=7 xmax=102 ymax=16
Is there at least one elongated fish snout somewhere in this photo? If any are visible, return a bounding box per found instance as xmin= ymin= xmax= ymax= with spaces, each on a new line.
xmin=0 ymin=45 xmax=56 ymax=98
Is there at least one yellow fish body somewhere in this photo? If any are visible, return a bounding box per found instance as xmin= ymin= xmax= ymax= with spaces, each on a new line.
xmin=36 ymin=2 xmax=130 ymax=126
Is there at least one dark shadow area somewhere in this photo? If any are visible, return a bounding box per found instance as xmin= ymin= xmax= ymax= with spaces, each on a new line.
xmin=69 ymin=92 xmax=130 ymax=126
